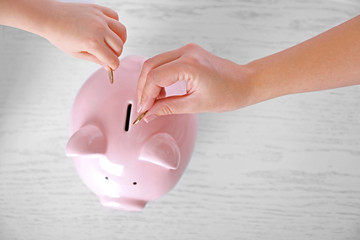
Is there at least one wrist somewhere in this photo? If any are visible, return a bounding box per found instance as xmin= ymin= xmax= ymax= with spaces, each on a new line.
xmin=0 ymin=0 xmax=59 ymax=39
xmin=31 ymin=0 xmax=60 ymax=39
xmin=233 ymin=57 xmax=283 ymax=109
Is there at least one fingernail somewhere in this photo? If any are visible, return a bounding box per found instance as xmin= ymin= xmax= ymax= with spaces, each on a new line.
xmin=137 ymin=104 xmax=142 ymax=113
xmin=144 ymin=114 xmax=157 ymax=123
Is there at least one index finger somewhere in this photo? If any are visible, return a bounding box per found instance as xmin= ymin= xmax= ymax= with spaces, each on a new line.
xmin=136 ymin=49 xmax=181 ymax=111
xmin=139 ymin=59 xmax=190 ymax=113
xmin=94 ymin=4 xmax=119 ymax=20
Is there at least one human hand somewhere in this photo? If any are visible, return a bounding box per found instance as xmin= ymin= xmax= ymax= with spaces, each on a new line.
xmin=43 ymin=1 xmax=126 ymax=70
xmin=136 ymin=43 xmax=254 ymax=121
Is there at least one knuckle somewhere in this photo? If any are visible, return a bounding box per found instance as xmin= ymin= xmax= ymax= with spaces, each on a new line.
xmin=89 ymin=3 xmax=98 ymax=9
xmin=184 ymin=42 xmax=199 ymax=50
xmin=182 ymin=54 xmax=199 ymax=65
xmin=146 ymin=69 xmax=156 ymax=81
xmin=142 ymin=59 xmax=154 ymax=72
xmin=110 ymin=57 xmax=119 ymax=69
xmin=113 ymin=11 xmax=119 ymax=20
xmin=86 ymin=38 xmax=100 ymax=50
xmin=159 ymin=104 xmax=174 ymax=116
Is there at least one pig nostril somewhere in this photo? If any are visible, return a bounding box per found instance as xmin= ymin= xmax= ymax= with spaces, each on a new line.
xmin=125 ymin=104 xmax=132 ymax=132
xmin=105 ymin=176 xmax=109 ymax=180
xmin=133 ymin=182 xmax=137 ymax=185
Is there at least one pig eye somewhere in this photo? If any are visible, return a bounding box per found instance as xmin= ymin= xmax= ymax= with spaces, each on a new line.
xmin=133 ymin=182 xmax=137 ymax=185
xmin=105 ymin=176 xmax=109 ymax=180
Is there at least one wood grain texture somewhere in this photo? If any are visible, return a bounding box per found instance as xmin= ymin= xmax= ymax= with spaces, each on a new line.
xmin=0 ymin=0 xmax=359 ymax=239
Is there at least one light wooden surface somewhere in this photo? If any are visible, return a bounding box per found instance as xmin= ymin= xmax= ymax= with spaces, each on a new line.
xmin=1 ymin=0 xmax=360 ymax=239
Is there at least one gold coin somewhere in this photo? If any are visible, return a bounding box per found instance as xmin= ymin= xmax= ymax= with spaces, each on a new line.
xmin=133 ymin=110 xmax=148 ymax=125
xmin=108 ymin=68 xmax=114 ymax=84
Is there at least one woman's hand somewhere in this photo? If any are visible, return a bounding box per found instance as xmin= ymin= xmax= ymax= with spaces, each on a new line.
xmin=136 ymin=43 xmax=254 ymax=121
xmin=137 ymin=16 xmax=360 ymax=122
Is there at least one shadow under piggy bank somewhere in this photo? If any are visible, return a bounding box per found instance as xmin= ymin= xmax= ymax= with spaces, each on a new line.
xmin=66 ymin=56 xmax=198 ymax=211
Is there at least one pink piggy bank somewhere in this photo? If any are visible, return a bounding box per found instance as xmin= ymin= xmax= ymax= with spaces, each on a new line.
xmin=66 ymin=56 xmax=197 ymax=211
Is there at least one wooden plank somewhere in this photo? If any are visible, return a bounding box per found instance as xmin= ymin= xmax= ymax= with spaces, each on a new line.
xmin=0 ymin=0 xmax=359 ymax=239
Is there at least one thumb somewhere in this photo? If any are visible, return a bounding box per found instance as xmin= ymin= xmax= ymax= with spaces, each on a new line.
xmin=144 ymin=94 xmax=198 ymax=122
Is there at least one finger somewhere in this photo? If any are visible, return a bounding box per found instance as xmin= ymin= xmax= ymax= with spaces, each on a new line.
xmin=94 ymin=4 xmax=119 ymax=20
xmin=108 ymin=20 xmax=127 ymax=44
xmin=144 ymin=94 xmax=198 ymax=121
xmin=140 ymin=59 xmax=191 ymax=112
xmin=157 ymin=88 xmax=167 ymax=99
xmin=105 ymin=30 xmax=124 ymax=56
xmin=73 ymin=51 xmax=103 ymax=66
xmin=136 ymin=49 xmax=182 ymax=108
xmin=89 ymin=41 xmax=119 ymax=70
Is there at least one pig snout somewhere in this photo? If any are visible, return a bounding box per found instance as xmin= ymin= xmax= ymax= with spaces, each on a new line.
xmin=100 ymin=196 xmax=147 ymax=211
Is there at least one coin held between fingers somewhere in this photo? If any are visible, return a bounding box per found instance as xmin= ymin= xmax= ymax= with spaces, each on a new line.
xmin=133 ymin=111 xmax=148 ymax=125
xmin=108 ymin=68 xmax=114 ymax=84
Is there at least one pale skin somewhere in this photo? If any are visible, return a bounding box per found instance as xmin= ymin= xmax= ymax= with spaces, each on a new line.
xmin=137 ymin=15 xmax=360 ymax=122
xmin=0 ymin=0 xmax=127 ymax=70
xmin=1 ymin=1 xmax=358 ymax=120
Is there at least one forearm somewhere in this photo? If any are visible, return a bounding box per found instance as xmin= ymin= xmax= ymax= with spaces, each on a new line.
xmin=243 ymin=15 xmax=360 ymax=107
xmin=0 ymin=0 xmax=56 ymax=37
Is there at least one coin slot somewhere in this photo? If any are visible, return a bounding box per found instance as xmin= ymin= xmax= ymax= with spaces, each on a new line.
xmin=125 ymin=104 xmax=132 ymax=132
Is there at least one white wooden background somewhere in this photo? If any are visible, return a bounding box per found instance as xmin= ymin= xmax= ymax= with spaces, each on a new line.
xmin=1 ymin=0 xmax=360 ymax=239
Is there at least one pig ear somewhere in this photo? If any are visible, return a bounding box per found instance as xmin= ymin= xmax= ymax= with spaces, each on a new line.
xmin=66 ymin=125 xmax=106 ymax=157
xmin=139 ymin=133 xmax=180 ymax=170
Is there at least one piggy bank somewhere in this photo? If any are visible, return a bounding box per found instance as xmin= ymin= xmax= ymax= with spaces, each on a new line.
xmin=65 ymin=56 xmax=197 ymax=211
